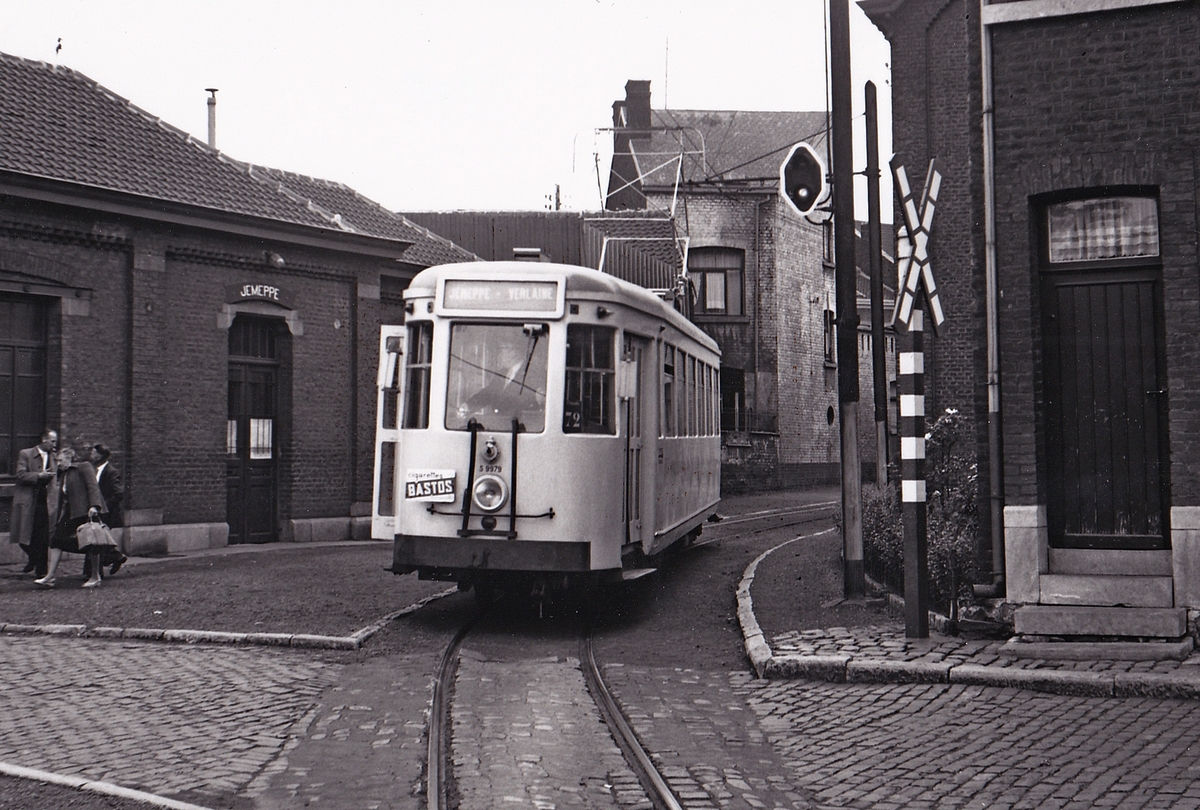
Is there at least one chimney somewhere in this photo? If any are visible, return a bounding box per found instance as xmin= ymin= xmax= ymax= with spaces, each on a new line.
xmin=623 ymin=80 xmax=651 ymax=137
xmin=605 ymin=80 xmax=652 ymax=212
xmin=205 ymin=88 xmax=218 ymax=148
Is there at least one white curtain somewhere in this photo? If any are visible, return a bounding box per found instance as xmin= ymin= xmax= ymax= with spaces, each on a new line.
xmin=1048 ymin=197 xmax=1159 ymax=263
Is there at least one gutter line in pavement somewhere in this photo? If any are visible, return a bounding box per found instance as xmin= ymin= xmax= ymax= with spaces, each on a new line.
xmin=0 ymin=761 xmax=216 ymax=810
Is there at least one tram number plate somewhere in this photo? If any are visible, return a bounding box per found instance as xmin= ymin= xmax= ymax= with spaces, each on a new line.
xmin=405 ymin=469 xmax=456 ymax=502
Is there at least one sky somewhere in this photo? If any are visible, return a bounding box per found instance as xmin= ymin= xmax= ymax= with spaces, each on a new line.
xmin=1 ymin=0 xmax=892 ymax=218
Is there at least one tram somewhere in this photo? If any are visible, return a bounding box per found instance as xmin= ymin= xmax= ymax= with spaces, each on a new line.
xmin=371 ymin=261 xmax=721 ymax=597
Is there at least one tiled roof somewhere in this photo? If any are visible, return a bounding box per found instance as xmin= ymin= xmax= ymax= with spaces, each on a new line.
xmin=583 ymin=212 xmax=681 ymax=270
xmin=0 ymin=52 xmax=476 ymax=266
xmin=637 ymin=110 xmax=829 ymax=189
xmin=252 ymin=168 xmax=479 ymax=266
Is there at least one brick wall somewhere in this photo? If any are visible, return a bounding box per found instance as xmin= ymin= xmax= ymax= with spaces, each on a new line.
xmin=989 ymin=2 xmax=1200 ymax=505
xmin=653 ymin=190 xmax=850 ymax=490
xmin=866 ymin=0 xmax=993 ymax=564
xmin=868 ymin=0 xmax=1200 ymax=574
xmin=0 ymin=196 xmax=410 ymax=537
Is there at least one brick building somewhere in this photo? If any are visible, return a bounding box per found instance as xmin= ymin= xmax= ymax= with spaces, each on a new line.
xmin=606 ymin=80 xmax=895 ymax=493
xmin=862 ymin=0 xmax=1200 ymax=643
xmin=0 ymin=53 xmax=476 ymax=559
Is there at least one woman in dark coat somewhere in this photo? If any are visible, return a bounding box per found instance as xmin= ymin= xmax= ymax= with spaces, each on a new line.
xmin=34 ymin=445 xmax=105 ymax=588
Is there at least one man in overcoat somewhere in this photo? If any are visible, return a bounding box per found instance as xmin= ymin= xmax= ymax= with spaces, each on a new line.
xmin=87 ymin=443 xmax=127 ymax=577
xmin=10 ymin=429 xmax=58 ymax=577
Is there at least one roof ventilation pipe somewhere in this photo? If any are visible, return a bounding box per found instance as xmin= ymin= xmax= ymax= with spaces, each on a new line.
xmin=206 ymin=88 xmax=218 ymax=148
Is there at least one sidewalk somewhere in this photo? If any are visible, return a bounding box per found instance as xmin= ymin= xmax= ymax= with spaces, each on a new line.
xmin=737 ymin=533 xmax=1200 ymax=700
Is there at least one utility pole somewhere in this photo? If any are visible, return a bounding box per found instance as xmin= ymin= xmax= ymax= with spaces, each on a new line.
xmin=830 ymin=0 xmax=863 ymax=598
xmin=865 ymin=82 xmax=888 ymax=485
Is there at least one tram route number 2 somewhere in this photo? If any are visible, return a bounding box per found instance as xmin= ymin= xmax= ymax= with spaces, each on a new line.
xmin=563 ymin=409 xmax=582 ymax=430
xmin=405 ymin=469 xmax=457 ymax=502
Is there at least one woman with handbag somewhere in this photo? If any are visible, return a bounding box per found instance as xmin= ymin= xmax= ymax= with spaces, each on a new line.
xmin=34 ymin=444 xmax=107 ymax=589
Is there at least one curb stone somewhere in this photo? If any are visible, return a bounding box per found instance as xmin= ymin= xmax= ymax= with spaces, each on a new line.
xmin=1113 ymin=670 xmax=1200 ymax=699
xmin=737 ymin=530 xmax=1200 ymax=699
xmin=948 ymin=663 xmax=1114 ymax=696
xmin=846 ymin=658 xmax=951 ymax=684
xmin=0 ymin=586 xmax=457 ymax=650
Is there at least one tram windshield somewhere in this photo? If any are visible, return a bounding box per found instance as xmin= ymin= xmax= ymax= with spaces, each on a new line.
xmin=446 ymin=323 xmax=549 ymax=432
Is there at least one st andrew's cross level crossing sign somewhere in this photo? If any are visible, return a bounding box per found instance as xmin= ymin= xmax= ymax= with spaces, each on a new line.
xmin=891 ymin=158 xmax=945 ymax=334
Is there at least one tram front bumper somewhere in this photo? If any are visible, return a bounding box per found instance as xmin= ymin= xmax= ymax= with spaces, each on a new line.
xmin=392 ymin=534 xmax=593 ymax=575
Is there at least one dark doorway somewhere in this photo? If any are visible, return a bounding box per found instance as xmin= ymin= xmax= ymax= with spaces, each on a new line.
xmin=719 ymin=367 xmax=745 ymax=432
xmin=1040 ymin=196 xmax=1169 ymax=550
xmin=227 ymin=315 xmax=283 ymax=544
xmin=0 ymin=294 xmax=48 ymax=478
xmin=0 ymin=294 xmax=49 ymax=532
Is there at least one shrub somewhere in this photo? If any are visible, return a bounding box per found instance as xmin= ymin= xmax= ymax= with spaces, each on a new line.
xmin=862 ymin=409 xmax=978 ymax=620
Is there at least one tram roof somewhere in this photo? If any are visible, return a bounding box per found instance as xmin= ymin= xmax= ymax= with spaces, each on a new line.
xmin=407 ymin=261 xmax=719 ymax=355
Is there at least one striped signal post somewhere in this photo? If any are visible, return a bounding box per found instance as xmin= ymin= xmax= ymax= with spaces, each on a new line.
xmin=899 ymin=309 xmax=930 ymax=637
xmin=891 ymin=159 xmax=943 ymax=639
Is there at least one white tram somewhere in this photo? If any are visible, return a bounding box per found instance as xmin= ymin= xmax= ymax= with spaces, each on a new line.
xmin=371 ymin=261 xmax=721 ymax=596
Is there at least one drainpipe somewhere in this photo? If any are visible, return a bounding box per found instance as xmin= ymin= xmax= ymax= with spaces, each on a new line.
xmin=754 ymin=196 xmax=764 ymax=424
xmin=977 ymin=6 xmax=1006 ymax=597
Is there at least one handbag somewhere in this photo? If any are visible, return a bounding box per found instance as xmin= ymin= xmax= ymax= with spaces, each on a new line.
xmin=76 ymin=516 xmax=118 ymax=550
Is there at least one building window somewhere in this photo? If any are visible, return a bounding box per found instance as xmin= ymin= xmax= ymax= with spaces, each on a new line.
xmin=1047 ymin=196 xmax=1159 ymax=263
xmin=823 ymin=220 xmax=834 ymax=263
xmin=824 ymin=309 xmax=837 ymax=365
xmin=689 ymin=248 xmax=744 ymax=316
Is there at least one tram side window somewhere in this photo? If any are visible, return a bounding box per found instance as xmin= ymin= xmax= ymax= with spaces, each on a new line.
xmin=677 ymin=350 xmax=690 ymax=436
xmin=563 ymin=325 xmax=615 ymax=434
xmin=688 ymin=355 xmax=698 ymax=436
xmin=662 ymin=346 xmax=676 ymax=437
xmin=402 ymin=322 xmax=433 ymax=429
xmin=707 ymin=364 xmax=716 ymax=435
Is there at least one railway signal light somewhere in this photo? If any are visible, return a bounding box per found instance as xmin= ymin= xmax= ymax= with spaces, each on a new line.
xmin=780 ymin=142 xmax=826 ymax=217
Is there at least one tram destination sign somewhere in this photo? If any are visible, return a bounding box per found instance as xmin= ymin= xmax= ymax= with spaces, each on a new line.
xmin=438 ymin=276 xmax=564 ymax=317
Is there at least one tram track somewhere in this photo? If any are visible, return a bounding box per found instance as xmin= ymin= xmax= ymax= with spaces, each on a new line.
xmin=703 ymin=499 xmax=838 ymax=540
xmin=427 ymin=621 xmax=473 ymax=810
xmin=424 ymin=607 xmax=680 ymax=810
xmin=420 ymin=498 xmax=839 ymax=810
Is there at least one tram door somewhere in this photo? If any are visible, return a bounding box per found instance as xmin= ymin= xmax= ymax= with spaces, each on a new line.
xmin=227 ymin=316 xmax=281 ymax=544
xmin=372 ymin=326 xmax=405 ymax=540
xmin=622 ymin=335 xmax=654 ymax=549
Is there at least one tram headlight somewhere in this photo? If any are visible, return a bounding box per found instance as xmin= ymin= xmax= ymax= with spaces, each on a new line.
xmin=472 ymin=474 xmax=508 ymax=512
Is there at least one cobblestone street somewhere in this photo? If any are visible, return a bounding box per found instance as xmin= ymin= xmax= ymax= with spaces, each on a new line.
xmin=452 ymin=653 xmax=642 ymax=810
xmin=0 ymin=635 xmax=337 ymax=801
xmin=736 ymin=674 xmax=1200 ymax=810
